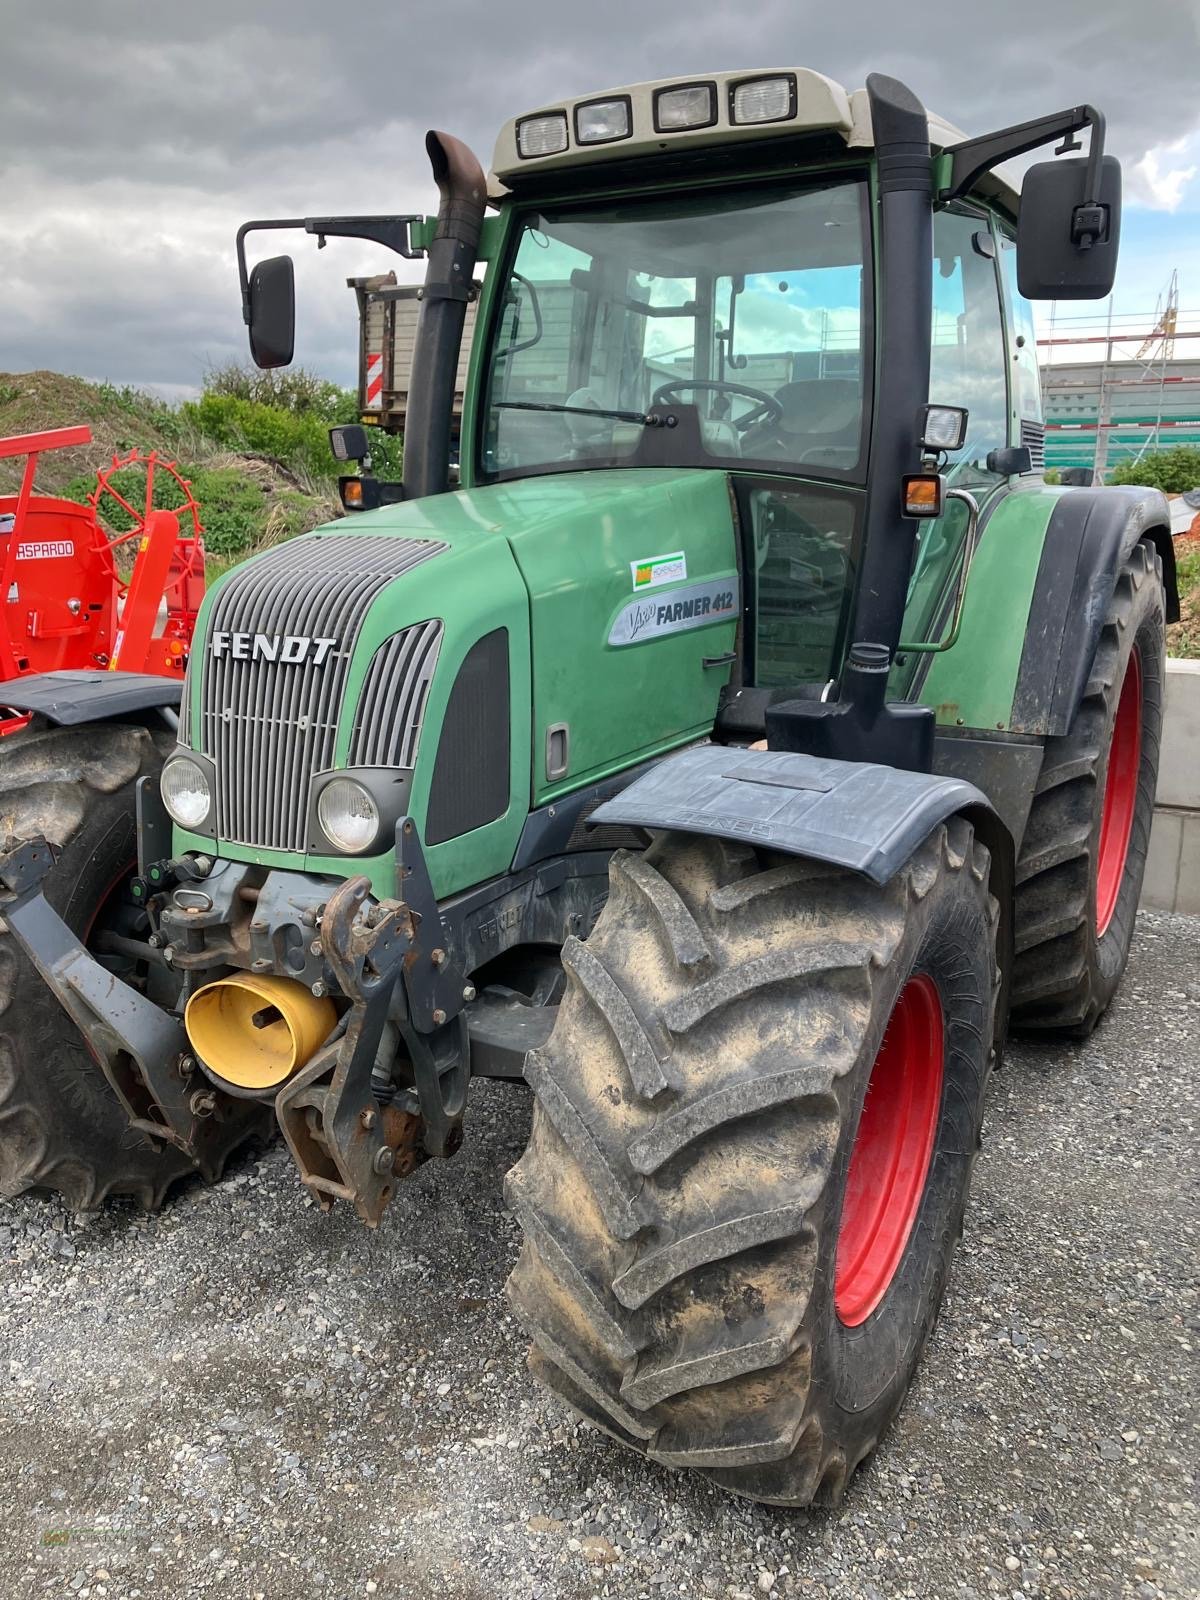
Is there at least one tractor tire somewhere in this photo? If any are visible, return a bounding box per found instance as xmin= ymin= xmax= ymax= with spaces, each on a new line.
xmin=0 ymin=720 xmax=200 ymax=1209
xmin=505 ymin=819 xmax=998 ymax=1506
xmin=1012 ymin=541 xmax=1166 ymax=1035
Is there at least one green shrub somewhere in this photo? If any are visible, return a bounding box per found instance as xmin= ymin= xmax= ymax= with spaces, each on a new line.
xmin=202 ymin=361 xmax=347 ymax=417
xmin=181 ymin=393 xmax=339 ymax=481
xmin=185 ymin=467 xmax=271 ymax=556
xmin=181 ymin=393 xmax=400 ymax=485
xmin=1109 ymin=446 xmax=1200 ymax=494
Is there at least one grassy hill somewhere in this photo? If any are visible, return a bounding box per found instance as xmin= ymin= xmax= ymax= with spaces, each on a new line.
xmin=0 ymin=369 xmax=359 ymax=574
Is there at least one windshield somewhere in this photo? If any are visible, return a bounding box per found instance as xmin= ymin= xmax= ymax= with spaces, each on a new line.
xmin=479 ymin=176 xmax=871 ymax=483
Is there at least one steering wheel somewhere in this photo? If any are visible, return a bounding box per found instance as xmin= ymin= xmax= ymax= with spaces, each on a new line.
xmin=650 ymin=379 xmax=783 ymax=434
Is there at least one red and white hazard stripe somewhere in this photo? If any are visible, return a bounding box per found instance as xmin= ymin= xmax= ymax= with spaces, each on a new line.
xmin=365 ymin=353 xmax=384 ymax=410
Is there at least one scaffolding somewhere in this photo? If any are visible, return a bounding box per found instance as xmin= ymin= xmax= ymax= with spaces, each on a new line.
xmin=1038 ymin=273 xmax=1200 ymax=478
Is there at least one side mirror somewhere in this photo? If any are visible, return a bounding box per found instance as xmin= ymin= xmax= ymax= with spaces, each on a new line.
xmin=247 ymin=255 xmax=295 ymax=368
xmin=1017 ymin=154 xmax=1121 ymax=300
xmin=329 ymin=423 xmax=371 ymax=463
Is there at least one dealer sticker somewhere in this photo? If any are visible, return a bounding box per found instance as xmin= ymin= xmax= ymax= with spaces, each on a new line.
xmin=631 ymin=550 xmax=686 ymax=591
xmin=609 ymin=576 xmax=739 ymax=647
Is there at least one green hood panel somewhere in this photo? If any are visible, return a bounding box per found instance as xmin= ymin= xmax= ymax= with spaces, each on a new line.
xmin=178 ymin=469 xmax=738 ymax=898
xmin=337 ymin=467 xmax=738 ymax=802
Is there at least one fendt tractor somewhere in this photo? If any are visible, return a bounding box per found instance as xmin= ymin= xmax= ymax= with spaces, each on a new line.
xmin=0 ymin=71 xmax=1176 ymax=1505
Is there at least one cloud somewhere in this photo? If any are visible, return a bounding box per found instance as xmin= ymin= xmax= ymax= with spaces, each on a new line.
xmin=1128 ymin=134 xmax=1200 ymax=212
xmin=2 ymin=0 xmax=1198 ymax=391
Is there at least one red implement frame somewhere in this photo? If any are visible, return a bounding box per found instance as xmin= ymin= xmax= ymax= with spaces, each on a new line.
xmin=0 ymin=427 xmax=206 ymax=695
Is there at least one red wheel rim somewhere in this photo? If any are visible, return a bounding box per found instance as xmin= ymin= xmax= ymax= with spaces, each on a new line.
xmin=835 ymin=974 xmax=944 ymax=1327
xmin=1095 ymin=648 xmax=1143 ymax=938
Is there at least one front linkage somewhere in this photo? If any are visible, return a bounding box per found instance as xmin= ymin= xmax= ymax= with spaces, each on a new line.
xmin=0 ymin=812 xmax=474 ymax=1225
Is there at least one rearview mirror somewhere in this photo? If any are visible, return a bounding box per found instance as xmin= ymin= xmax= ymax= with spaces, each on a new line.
xmin=247 ymin=254 xmax=295 ymax=368
xmin=1017 ymin=154 xmax=1121 ymax=300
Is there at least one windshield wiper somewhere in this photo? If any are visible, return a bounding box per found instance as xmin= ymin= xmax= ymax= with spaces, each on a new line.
xmin=492 ymin=400 xmax=656 ymax=426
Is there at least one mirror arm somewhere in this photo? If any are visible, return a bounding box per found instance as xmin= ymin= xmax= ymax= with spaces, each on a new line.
xmin=939 ymin=104 xmax=1105 ymax=205
xmin=235 ymin=215 xmax=425 ymax=325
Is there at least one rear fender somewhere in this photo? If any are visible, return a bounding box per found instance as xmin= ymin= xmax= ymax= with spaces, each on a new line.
xmin=1013 ymin=487 xmax=1175 ymax=735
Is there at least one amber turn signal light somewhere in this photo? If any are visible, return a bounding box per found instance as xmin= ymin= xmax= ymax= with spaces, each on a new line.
xmin=901 ymin=474 xmax=945 ymax=518
xmin=340 ymin=476 xmax=364 ymax=511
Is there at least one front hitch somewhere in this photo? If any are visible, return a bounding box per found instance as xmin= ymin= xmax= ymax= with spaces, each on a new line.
xmin=275 ymin=872 xmax=469 ymax=1226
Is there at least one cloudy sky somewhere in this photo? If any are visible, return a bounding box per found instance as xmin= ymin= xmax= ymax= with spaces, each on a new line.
xmin=2 ymin=0 xmax=1198 ymax=397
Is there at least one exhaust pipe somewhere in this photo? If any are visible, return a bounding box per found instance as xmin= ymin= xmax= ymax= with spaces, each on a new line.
xmin=402 ymin=130 xmax=487 ymax=500
xmin=184 ymin=974 xmax=336 ymax=1094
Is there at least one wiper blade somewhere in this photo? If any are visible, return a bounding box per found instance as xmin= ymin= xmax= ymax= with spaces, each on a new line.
xmin=492 ymin=400 xmax=653 ymax=426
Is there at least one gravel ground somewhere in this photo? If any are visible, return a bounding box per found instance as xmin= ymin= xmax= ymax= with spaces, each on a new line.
xmin=1 ymin=910 xmax=1196 ymax=1600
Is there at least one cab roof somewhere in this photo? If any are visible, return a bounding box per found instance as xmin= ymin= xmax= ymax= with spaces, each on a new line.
xmin=490 ymin=67 xmax=1020 ymax=214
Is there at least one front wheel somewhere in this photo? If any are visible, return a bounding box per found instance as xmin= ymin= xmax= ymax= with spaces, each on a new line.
xmin=505 ymin=820 xmax=998 ymax=1505
xmin=0 ymin=721 xmax=210 ymax=1209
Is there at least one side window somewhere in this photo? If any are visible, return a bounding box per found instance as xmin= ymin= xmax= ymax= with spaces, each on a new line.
xmin=998 ymin=229 xmax=1043 ymax=426
xmin=931 ymin=206 xmax=1009 ymax=491
xmin=744 ymin=484 xmax=858 ymax=687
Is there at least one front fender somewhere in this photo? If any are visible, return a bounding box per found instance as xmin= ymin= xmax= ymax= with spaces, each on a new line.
xmin=590 ymin=744 xmax=994 ymax=888
xmin=0 ymin=669 xmax=181 ymax=726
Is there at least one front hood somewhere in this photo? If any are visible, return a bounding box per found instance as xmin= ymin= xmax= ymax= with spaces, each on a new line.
xmin=178 ymin=468 xmax=725 ymax=873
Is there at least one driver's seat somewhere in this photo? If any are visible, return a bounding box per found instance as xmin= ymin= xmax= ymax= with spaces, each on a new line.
xmin=772 ymin=378 xmax=861 ymax=446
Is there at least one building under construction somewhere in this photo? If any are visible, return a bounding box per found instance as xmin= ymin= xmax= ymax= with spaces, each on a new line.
xmin=1039 ymin=274 xmax=1200 ymax=478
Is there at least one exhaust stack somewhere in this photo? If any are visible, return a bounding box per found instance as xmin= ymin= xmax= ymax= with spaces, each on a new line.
xmin=402 ymin=131 xmax=488 ymax=500
xmin=185 ymin=974 xmax=336 ymax=1094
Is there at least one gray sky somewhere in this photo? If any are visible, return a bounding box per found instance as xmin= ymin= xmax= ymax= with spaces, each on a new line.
xmin=2 ymin=0 xmax=1198 ymax=397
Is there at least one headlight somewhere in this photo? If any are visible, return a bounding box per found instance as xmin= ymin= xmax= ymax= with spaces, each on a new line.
xmin=317 ymin=778 xmax=381 ymax=854
xmin=161 ymin=757 xmax=211 ymax=829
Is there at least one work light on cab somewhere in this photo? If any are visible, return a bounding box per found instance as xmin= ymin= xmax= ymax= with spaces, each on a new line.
xmin=921 ymin=404 xmax=969 ymax=453
xmin=654 ymin=83 xmax=716 ymax=131
xmin=575 ymin=98 xmax=631 ymax=144
xmin=516 ymin=113 xmax=569 ymax=158
xmin=731 ymin=75 xmax=795 ymax=123
xmin=160 ymin=756 xmax=211 ymax=830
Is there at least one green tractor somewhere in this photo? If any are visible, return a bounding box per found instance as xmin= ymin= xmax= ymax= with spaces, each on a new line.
xmin=0 ymin=69 xmax=1176 ymax=1505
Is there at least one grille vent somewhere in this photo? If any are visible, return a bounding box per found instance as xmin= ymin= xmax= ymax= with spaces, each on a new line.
xmin=196 ymin=534 xmax=445 ymax=851
xmin=1020 ymin=419 xmax=1046 ymax=470
xmin=348 ymin=619 xmax=443 ymax=768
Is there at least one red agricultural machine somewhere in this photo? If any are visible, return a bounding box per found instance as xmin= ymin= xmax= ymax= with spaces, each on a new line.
xmin=0 ymin=426 xmax=205 ymax=727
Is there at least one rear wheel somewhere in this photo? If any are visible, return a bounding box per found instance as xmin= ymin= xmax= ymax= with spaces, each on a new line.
xmin=1012 ymin=541 xmax=1165 ymax=1034
xmin=505 ymin=820 xmax=998 ymax=1505
xmin=0 ymin=721 xmax=200 ymax=1208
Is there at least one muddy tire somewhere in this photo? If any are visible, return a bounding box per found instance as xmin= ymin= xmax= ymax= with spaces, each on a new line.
xmin=505 ymin=819 xmax=998 ymax=1505
xmin=0 ymin=720 xmax=199 ymax=1210
xmin=1012 ymin=541 xmax=1165 ymax=1035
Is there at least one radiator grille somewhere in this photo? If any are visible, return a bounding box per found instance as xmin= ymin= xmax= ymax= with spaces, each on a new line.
xmin=348 ymin=619 xmax=442 ymax=768
xmin=196 ymin=534 xmax=445 ymax=851
xmin=1021 ymin=419 xmax=1046 ymax=470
